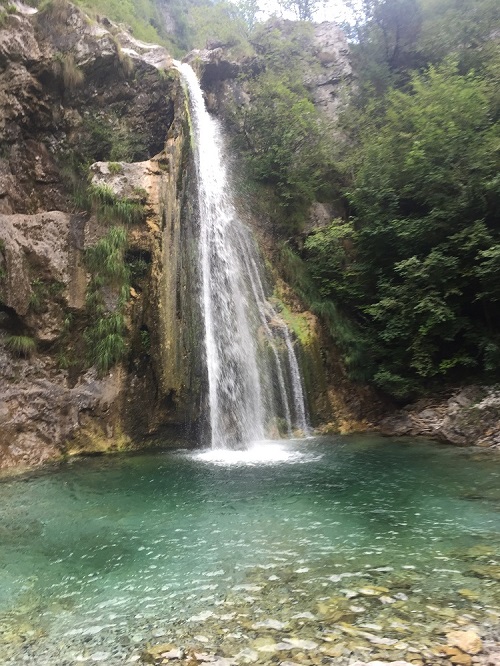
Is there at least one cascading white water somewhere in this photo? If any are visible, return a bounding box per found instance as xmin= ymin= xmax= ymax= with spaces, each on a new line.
xmin=177 ymin=62 xmax=309 ymax=449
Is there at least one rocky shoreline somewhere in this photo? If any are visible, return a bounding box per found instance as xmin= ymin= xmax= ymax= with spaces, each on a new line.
xmin=379 ymin=386 xmax=500 ymax=450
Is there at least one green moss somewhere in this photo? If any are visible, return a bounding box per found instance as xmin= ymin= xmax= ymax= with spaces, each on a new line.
xmin=79 ymin=116 xmax=148 ymax=164
xmin=29 ymin=278 xmax=65 ymax=313
xmin=158 ymin=68 xmax=177 ymax=82
xmin=66 ymin=422 xmax=132 ymax=457
xmin=0 ymin=2 xmax=15 ymax=26
xmin=278 ymin=244 xmax=372 ymax=383
xmin=272 ymin=296 xmax=313 ymax=347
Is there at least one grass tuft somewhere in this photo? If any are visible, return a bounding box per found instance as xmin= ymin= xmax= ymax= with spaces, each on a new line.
xmin=5 ymin=335 xmax=36 ymax=357
xmin=88 ymin=184 xmax=145 ymax=225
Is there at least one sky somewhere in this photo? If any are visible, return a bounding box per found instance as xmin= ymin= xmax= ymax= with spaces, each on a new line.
xmin=254 ymin=0 xmax=356 ymax=25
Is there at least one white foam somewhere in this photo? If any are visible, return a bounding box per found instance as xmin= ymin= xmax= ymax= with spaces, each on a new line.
xmin=192 ymin=441 xmax=317 ymax=466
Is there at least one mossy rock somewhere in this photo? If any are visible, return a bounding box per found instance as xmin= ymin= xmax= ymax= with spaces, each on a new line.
xmin=66 ymin=422 xmax=132 ymax=457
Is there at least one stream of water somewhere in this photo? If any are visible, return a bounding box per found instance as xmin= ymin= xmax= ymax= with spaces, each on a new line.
xmin=177 ymin=63 xmax=309 ymax=448
xmin=1 ymin=436 xmax=499 ymax=665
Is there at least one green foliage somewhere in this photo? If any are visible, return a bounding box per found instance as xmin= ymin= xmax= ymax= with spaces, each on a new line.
xmin=112 ymin=36 xmax=134 ymax=77
xmin=221 ymin=22 xmax=336 ymax=230
xmin=84 ymin=226 xmax=130 ymax=374
xmin=29 ymin=278 xmax=65 ymax=313
xmin=38 ymin=0 xmax=231 ymax=56
xmin=189 ymin=2 xmax=246 ymax=48
xmin=276 ymin=0 xmax=323 ymax=21
xmin=38 ymin=0 xmax=73 ymax=24
xmin=235 ymin=0 xmax=260 ymax=32
xmin=0 ymin=2 xmax=16 ymax=27
xmin=240 ymin=71 xmax=333 ymax=224
xmin=306 ymin=61 xmax=500 ymax=398
xmin=345 ymin=0 xmax=500 ymax=99
xmin=56 ymin=312 xmax=76 ymax=369
xmin=80 ymin=116 xmax=148 ymax=164
xmin=129 ymin=257 xmax=149 ymax=282
xmin=250 ymin=21 xmax=317 ymax=76
xmin=5 ymin=335 xmax=36 ymax=358
xmin=303 ymin=220 xmax=362 ymax=304
xmin=86 ymin=226 xmax=129 ymax=283
xmin=108 ymin=162 xmax=122 ymax=175
xmin=88 ymin=184 xmax=146 ymax=225
xmin=418 ymin=0 xmax=500 ymax=72
xmin=71 ymin=0 xmax=164 ymax=45
xmin=132 ymin=186 xmax=148 ymax=201
xmin=279 ymin=244 xmax=373 ymax=382
xmin=85 ymin=312 xmax=127 ymax=373
xmin=140 ymin=328 xmax=150 ymax=352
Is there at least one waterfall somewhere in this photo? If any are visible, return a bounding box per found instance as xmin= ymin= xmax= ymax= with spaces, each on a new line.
xmin=177 ymin=62 xmax=309 ymax=449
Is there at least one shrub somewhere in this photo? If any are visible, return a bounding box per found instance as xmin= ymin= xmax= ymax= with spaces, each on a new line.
xmin=0 ymin=3 xmax=15 ymax=27
xmin=39 ymin=0 xmax=72 ymax=23
xmin=53 ymin=52 xmax=84 ymax=91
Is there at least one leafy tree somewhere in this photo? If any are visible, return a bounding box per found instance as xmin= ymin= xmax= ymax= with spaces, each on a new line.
xmin=277 ymin=0 xmax=324 ymax=21
xmin=304 ymin=62 xmax=500 ymax=398
xmin=241 ymin=71 xmax=333 ymax=224
xmin=418 ymin=0 xmax=500 ymax=72
xmin=235 ymin=0 xmax=260 ymax=31
xmin=187 ymin=1 xmax=250 ymax=50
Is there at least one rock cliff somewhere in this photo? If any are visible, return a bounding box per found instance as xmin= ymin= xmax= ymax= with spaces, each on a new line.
xmin=0 ymin=0 xmax=203 ymax=469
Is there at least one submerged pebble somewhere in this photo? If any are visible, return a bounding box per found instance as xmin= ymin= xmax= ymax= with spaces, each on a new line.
xmin=1 ymin=439 xmax=500 ymax=665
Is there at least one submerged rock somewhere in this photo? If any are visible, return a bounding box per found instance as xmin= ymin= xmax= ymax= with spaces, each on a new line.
xmin=350 ymin=661 xmax=415 ymax=666
xmin=445 ymin=630 xmax=483 ymax=655
xmin=141 ymin=643 xmax=177 ymax=663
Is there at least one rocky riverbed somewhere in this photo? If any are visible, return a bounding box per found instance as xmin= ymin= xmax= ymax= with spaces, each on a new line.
xmin=3 ymin=552 xmax=500 ymax=665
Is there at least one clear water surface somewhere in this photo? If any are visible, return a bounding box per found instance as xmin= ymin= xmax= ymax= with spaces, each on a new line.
xmin=1 ymin=435 xmax=500 ymax=664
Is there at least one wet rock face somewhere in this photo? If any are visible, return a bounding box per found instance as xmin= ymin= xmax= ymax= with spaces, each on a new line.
xmin=379 ymin=386 xmax=500 ymax=448
xmin=0 ymin=2 xmax=199 ymax=469
xmin=0 ymin=353 xmax=124 ymax=469
xmin=0 ymin=208 xmax=123 ymax=469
